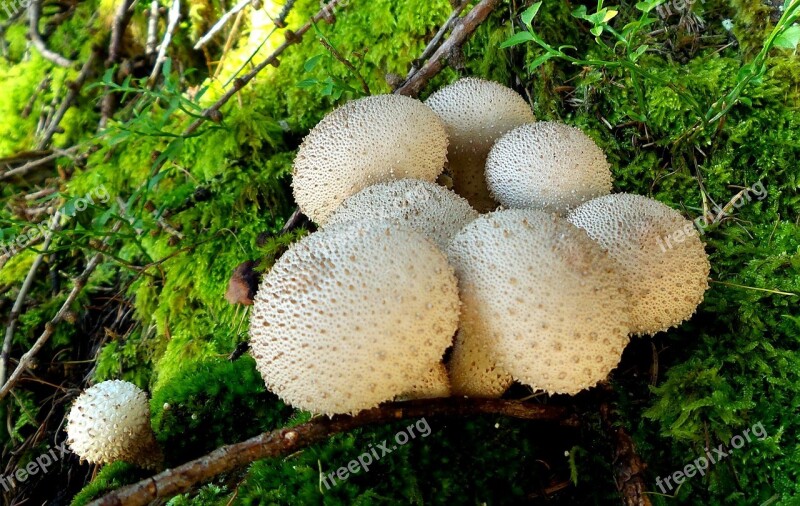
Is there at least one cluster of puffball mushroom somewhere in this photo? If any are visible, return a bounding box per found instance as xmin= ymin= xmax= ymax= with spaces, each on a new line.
xmin=250 ymin=78 xmax=712 ymax=415
xmin=63 ymin=78 xmax=712 ymax=469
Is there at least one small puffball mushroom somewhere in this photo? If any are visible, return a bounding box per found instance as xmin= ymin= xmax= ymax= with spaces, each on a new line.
xmin=448 ymin=329 xmax=513 ymax=398
xmin=567 ymin=193 xmax=711 ymax=335
xmin=249 ymin=221 xmax=460 ymax=415
xmin=397 ymin=363 xmax=452 ymax=400
xmin=485 ymin=122 xmax=612 ymax=214
xmin=292 ymin=95 xmax=449 ymax=224
xmin=425 ymin=77 xmax=535 ymax=212
xmin=447 ymin=209 xmax=631 ymax=395
xmin=66 ymin=380 xmax=163 ymax=469
xmin=324 ymin=179 xmax=478 ymax=251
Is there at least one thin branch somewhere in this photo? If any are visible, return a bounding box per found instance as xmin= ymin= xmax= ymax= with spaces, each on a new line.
xmin=145 ymin=0 xmax=160 ymax=58
xmin=36 ymin=52 xmax=98 ymax=150
xmin=600 ymin=399 xmax=653 ymax=506
xmin=0 ymin=212 xmax=62 ymax=385
xmin=148 ymin=0 xmax=181 ymax=86
xmin=183 ymin=0 xmax=346 ymax=136
xmin=21 ymin=77 xmax=52 ymax=119
xmin=91 ymin=398 xmax=575 ymax=506
xmin=395 ymin=0 xmax=500 ymax=97
xmin=100 ymin=0 xmax=136 ymax=129
xmin=404 ymin=0 xmax=469 ymax=80
xmin=193 ymin=0 xmax=251 ymax=50
xmin=28 ymin=0 xmax=74 ymax=67
xmin=318 ymin=37 xmax=371 ymax=96
xmin=0 ymin=222 xmax=123 ymax=401
xmin=0 ymin=146 xmax=80 ymax=182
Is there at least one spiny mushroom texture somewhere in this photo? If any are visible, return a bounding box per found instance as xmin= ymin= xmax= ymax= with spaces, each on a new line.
xmin=447 ymin=209 xmax=631 ymax=395
xmin=324 ymin=179 xmax=478 ymax=251
xmin=292 ymin=94 xmax=449 ymax=224
xmin=485 ymin=122 xmax=612 ymax=214
xmin=66 ymin=380 xmax=162 ymax=469
xmin=567 ymin=193 xmax=711 ymax=335
xmin=425 ymin=77 xmax=535 ymax=212
xmin=398 ymin=362 xmax=452 ymax=400
xmin=249 ymin=221 xmax=460 ymax=415
xmin=447 ymin=329 xmax=513 ymax=398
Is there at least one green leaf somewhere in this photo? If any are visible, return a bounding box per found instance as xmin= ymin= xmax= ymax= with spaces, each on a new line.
xmin=774 ymin=24 xmax=800 ymax=49
xmin=590 ymin=25 xmax=604 ymax=37
xmin=304 ymin=54 xmax=325 ymax=71
xmin=499 ymin=31 xmax=535 ymax=48
xmin=528 ymin=52 xmax=554 ymax=70
xmin=631 ymin=44 xmax=649 ymax=61
xmin=571 ymin=5 xmax=588 ymax=19
xmin=521 ymin=2 xmax=542 ymax=26
xmin=296 ymin=79 xmax=319 ymax=89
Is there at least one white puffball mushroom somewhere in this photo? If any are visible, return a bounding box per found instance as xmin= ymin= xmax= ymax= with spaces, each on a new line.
xmin=447 ymin=209 xmax=631 ymax=395
xmin=425 ymin=77 xmax=535 ymax=212
xmin=447 ymin=329 xmax=513 ymax=398
xmin=324 ymin=179 xmax=478 ymax=251
xmin=249 ymin=221 xmax=461 ymax=415
xmin=567 ymin=193 xmax=711 ymax=335
xmin=66 ymin=380 xmax=163 ymax=469
xmin=397 ymin=362 xmax=452 ymax=400
xmin=292 ymin=95 xmax=449 ymax=224
xmin=485 ymin=122 xmax=612 ymax=214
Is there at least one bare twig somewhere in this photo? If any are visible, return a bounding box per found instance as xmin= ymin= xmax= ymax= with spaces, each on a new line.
xmin=91 ymin=397 xmax=575 ymax=506
xmin=0 ymin=146 xmax=80 ymax=182
xmin=404 ymin=0 xmax=469 ymax=80
xmin=0 ymin=212 xmax=62 ymax=385
xmin=148 ymin=0 xmax=181 ymax=86
xmin=317 ymin=37 xmax=371 ymax=96
xmin=146 ymin=0 xmax=160 ymax=58
xmin=100 ymin=0 xmax=136 ymax=129
xmin=183 ymin=0 xmax=346 ymax=136
xmin=21 ymin=77 xmax=52 ymax=119
xmin=37 ymin=52 xmax=99 ymax=150
xmin=0 ymin=222 xmax=123 ymax=401
xmin=395 ymin=0 xmax=500 ymax=97
xmin=28 ymin=0 xmax=74 ymax=67
xmin=193 ymin=0 xmax=251 ymax=50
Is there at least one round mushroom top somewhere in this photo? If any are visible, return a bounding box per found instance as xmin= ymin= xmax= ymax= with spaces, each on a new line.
xmin=425 ymin=77 xmax=535 ymax=212
xmin=447 ymin=209 xmax=631 ymax=395
xmin=292 ymin=94 xmax=449 ymax=224
xmin=324 ymin=179 xmax=478 ymax=251
xmin=249 ymin=221 xmax=460 ymax=415
xmin=447 ymin=328 xmax=513 ymax=398
xmin=485 ymin=121 xmax=612 ymax=214
xmin=567 ymin=193 xmax=711 ymax=335
xmin=66 ymin=380 xmax=155 ymax=466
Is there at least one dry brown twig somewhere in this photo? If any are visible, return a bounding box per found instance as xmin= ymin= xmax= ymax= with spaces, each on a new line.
xmin=194 ymin=0 xmax=251 ymax=50
xmin=28 ymin=0 xmax=74 ymax=67
xmin=146 ymin=0 xmax=160 ymax=58
xmin=90 ymin=398 xmax=576 ymax=506
xmin=100 ymin=0 xmax=137 ymax=129
xmin=148 ymin=0 xmax=182 ymax=86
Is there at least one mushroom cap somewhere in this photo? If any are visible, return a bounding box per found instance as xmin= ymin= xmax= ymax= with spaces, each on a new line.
xmin=66 ymin=380 xmax=161 ymax=468
xmin=249 ymin=221 xmax=460 ymax=415
xmin=324 ymin=179 xmax=478 ymax=251
xmin=567 ymin=193 xmax=711 ymax=335
xmin=485 ymin=122 xmax=612 ymax=214
xmin=397 ymin=362 xmax=452 ymax=400
xmin=425 ymin=77 xmax=535 ymax=212
xmin=447 ymin=329 xmax=513 ymax=398
xmin=447 ymin=209 xmax=631 ymax=395
xmin=292 ymin=95 xmax=449 ymax=224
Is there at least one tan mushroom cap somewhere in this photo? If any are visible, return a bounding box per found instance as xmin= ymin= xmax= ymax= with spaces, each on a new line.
xmin=447 ymin=209 xmax=631 ymax=395
xmin=66 ymin=380 xmax=162 ymax=469
xmin=292 ymin=94 xmax=449 ymax=224
xmin=448 ymin=329 xmax=513 ymax=398
xmin=567 ymin=193 xmax=711 ymax=335
xmin=425 ymin=77 xmax=535 ymax=212
xmin=249 ymin=221 xmax=460 ymax=415
xmin=325 ymin=179 xmax=478 ymax=251
xmin=485 ymin=122 xmax=612 ymax=215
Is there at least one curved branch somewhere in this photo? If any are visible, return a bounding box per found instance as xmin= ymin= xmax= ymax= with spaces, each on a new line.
xmin=90 ymin=398 xmax=576 ymax=506
xmin=28 ymin=0 xmax=74 ymax=67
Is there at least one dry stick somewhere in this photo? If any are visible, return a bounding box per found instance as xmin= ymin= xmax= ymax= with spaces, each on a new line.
xmin=183 ymin=0 xmax=346 ymax=137
xmin=403 ymin=0 xmax=469 ymax=80
xmin=193 ymin=0 xmax=251 ymax=50
xmin=100 ymin=0 xmax=136 ymax=129
xmin=0 ymin=221 xmax=123 ymax=401
xmin=0 ymin=146 xmax=80 ymax=182
xmin=145 ymin=0 xmax=160 ymax=58
xmin=395 ymin=0 xmax=500 ymax=96
xmin=21 ymin=77 xmax=52 ymax=119
xmin=148 ymin=0 xmax=181 ymax=86
xmin=90 ymin=398 xmax=576 ymax=506
xmin=36 ymin=52 xmax=99 ymax=150
xmin=317 ymin=37 xmax=371 ymax=96
xmin=212 ymin=8 xmax=246 ymax=79
xmin=0 ymin=212 xmax=62 ymax=385
xmin=28 ymin=0 xmax=74 ymax=68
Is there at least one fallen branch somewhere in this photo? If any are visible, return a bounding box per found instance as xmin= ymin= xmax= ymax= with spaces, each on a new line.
xmin=193 ymin=0 xmax=251 ymax=50
xmin=28 ymin=0 xmax=74 ymax=67
xmin=0 ymin=146 xmax=80 ymax=182
xmin=395 ymin=0 xmax=500 ymax=96
xmin=148 ymin=0 xmax=181 ymax=86
xmin=403 ymin=0 xmax=469 ymax=80
xmin=0 ymin=221 xmax=123 ymax=401
xmin=90 ymin=397 xmax=576 ymax=506
xmin=0 ymin=211 xmax=62 ymax=385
